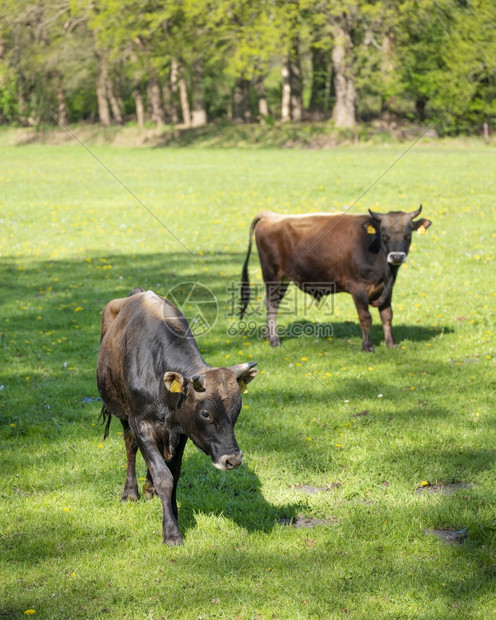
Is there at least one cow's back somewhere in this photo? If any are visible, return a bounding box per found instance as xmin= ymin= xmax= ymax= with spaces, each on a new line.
xmin=97 ymin=291 xmax=201 ymax=417
xmin=255 ymin=212 xmax=375 ymax=287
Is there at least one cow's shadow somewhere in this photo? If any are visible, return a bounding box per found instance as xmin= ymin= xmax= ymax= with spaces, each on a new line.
xmin=172 ymin=453 xmax=301 ymax=537
xmin=278 ymin=319 xmax=452 ymax=346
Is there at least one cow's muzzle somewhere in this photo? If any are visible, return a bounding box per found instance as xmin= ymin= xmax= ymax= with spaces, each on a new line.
xmin=213 ymin=451 xmax=243 ymax=471
xmin=387 ymin=251 xmax=407 ymax=265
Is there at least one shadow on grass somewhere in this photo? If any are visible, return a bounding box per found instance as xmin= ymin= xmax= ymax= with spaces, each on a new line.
xmin=273 ymin=319 xmax=453 ymax=347
xmin=0 ymin=252 xmax=451 ymax=342
xmin=2 ymin=250 xmax=479 ymax=520
xmin=2 ymin=462 xmax=299 ymax=568
xmin=178 ymin=453 xmax=301 ymax=536
xmin=4 ymin=495 xmax=496 ymax=619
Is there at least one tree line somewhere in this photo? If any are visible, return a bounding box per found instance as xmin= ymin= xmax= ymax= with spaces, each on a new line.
xmin=0 ymin=0 xmax=494 ymax=134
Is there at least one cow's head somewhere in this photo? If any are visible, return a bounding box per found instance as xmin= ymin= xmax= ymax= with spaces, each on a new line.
xmin=364 ymin=205 xmax=432 ymax=266
xmin=163 ymin=362 xmax=257 ymax=470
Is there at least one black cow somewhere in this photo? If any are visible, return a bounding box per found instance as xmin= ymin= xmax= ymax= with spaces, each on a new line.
xmin=97 ymin=287 xmax=257 ymax=545
xmin=240 ymin=206 xmax=432 ymax=351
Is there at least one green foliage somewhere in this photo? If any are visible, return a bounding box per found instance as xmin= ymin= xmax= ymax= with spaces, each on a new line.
xmin=0 ymin=64 xmax=18 ymax=122
xmin=1 ymin=143 xmax=496 ymax=617
xmin=440 ymin=0 xmax=496 ymax=129
xmin=0 ymin=1 xmax=495 ymax=128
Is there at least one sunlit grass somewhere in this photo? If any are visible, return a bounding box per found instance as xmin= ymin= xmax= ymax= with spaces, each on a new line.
xmin=1 ymin=142 xmax=495 ymax=618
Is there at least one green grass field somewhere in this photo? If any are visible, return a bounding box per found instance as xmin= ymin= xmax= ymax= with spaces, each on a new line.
xmin=1 ymin=141 xmax=496 ymax=618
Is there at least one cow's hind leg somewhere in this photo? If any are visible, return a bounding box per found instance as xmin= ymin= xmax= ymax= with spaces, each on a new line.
xmin=143 ymin=468 xmax=157 ymax=499
xmin=121 ymin=419 xmax=139 ymax=501
xmin=265 ymin=280 xmax=289 ymax=347
xmin=379 ymin=303 xmax=396 ymax=348
xmin=352 ymin=291 xmax=374 ymax=352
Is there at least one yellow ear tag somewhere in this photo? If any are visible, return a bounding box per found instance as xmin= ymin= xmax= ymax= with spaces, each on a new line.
xmin=239 ymin=380 xmax=248 ymax=394
xmin=367 ymin=224 xmax=376 ymax=234
xmin=417 ymin=224 xmax=426 ymax=235
xmin=169 ymin=378 xmax=182 ymax=393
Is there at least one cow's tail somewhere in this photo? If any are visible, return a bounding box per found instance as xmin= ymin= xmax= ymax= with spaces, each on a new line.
xmin=240 ymin=214 xmax=264 ymax=319
xmin=99 ymin=404 xmax=112 ymax=440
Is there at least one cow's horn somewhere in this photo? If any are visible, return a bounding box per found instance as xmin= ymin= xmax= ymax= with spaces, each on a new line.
xmin=368 ymin=209 xmax=384 ymax=221
xmin=229 ymin=361 xmax=257 ymax=379
xmin=409 ymin=204 xmax=422 ymax=219
xmin=191 ymin=374 xmax=206 ymax=392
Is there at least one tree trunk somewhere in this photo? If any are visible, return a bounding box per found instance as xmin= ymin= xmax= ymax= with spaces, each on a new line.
xmin=133 ymin=85 xmax=145 ymax=127
xmin=55 ymin=73 xmax=68 ymax=125
xmin=310 ymin=45 xmax=331 ymax=116
xmin=191 ymin=59 xmax=207 ymax=127
xmin=415 ymin=96 xmax=427 ymax=122
xmin=483 ymin=120 xmax=489 ymax=144
xmin=255 ymin=76 xmax=269 ymax=121
xmin=243 ymin=81 xmax=252 ymax=122
xmin=233 ymin=81 xmax=243 ymax=122
xmin=381 ymin=32 xmax=394 ymax=73
xmin=176 ymin=60 xmax=191 ymax=127
xmin=233 ymin=79 xmax=252 ymax=123
xmin=289 ymin=37 xmax=303 ymax=122
xmin=147 ymin=76 xmax=165 ymax=126
xmin=96 ymin=55 xmax=111 ymax=127
xmin=331 ymin=24 xmax=356 ymax=128
xmin=107 ymin=80 xmax=123 ymax=124
xmin=380 ymin=32 xmax=395 ymax=114
xmin=162 ymin=80 xmax=173 ymax=124
xmin=170 ymin=59 xmax=179 ymax=124
xmin=17 ymin=74 xmax=26 ymax=120
xmin=281 ymin=56 xmax=291 ymax=122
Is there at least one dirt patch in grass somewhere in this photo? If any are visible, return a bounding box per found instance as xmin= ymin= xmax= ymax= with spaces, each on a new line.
xmin=416 ymin=483 xmax=474 ymax=495
xmin=279 ymin=515 xmax=338 ymax=528
xmin=293 ymin=483 xmax=341 ymax=494
xmin=424 ymin=528 xmax=468 ymax=545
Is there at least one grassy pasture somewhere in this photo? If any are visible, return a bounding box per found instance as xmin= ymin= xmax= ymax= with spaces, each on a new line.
xmin=1 ymin=142 xmax=496 ymax=618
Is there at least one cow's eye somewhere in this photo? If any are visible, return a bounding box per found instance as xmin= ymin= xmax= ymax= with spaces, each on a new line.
xmin=381 ymin=234 xmax=389 ymax=242
xmin=404 ymin=233 xmax=411 ymax=240
xmin=200 ymin=410 xmax=211 ymax=421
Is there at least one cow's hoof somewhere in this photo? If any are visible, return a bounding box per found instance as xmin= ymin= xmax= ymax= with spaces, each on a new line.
xmin=269 ymin=338 xmax=281 ymax=347
xmin=163 ymin=535 xmax=183 ymax=547
xmin=386 ymin=341 xmax=397 ymax=348
xmin=362 ymin=344 xmax=375 ymax=353
xmin=121 ymin=492 xmax=139 ymax=502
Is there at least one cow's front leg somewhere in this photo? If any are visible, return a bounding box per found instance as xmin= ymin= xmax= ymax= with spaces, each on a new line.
xmin=352 ymin=292 xmax=374 ymax=352
xmin=121 ymin=419 xmax=139 ymax=502
xmin=265 ymin=280 xmax=289 ymax=347
xmin=379 ymin=303 xmax=396 ymax=348
xmin=165 ymin=434 xmax=187 ymax=520
xmin=134 ymin=424 xmax=182 ymax=546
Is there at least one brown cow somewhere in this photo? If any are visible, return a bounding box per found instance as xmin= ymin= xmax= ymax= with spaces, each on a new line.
xmin=97 ymin=287 xmax=257 ymax=545
xmin=240 ymin=207 xmax=431 ymax=351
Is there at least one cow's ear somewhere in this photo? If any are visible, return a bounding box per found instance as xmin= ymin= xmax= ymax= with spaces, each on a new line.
xmin=362 ymin=219 xmax=379 ymax=235
xmin=412 ymin=218 xmax=432 ymax=234
xmin=164 ymin=371 xmax=187 ymax=394
xmin=229 ymin=362 xmax=258 ymax=393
